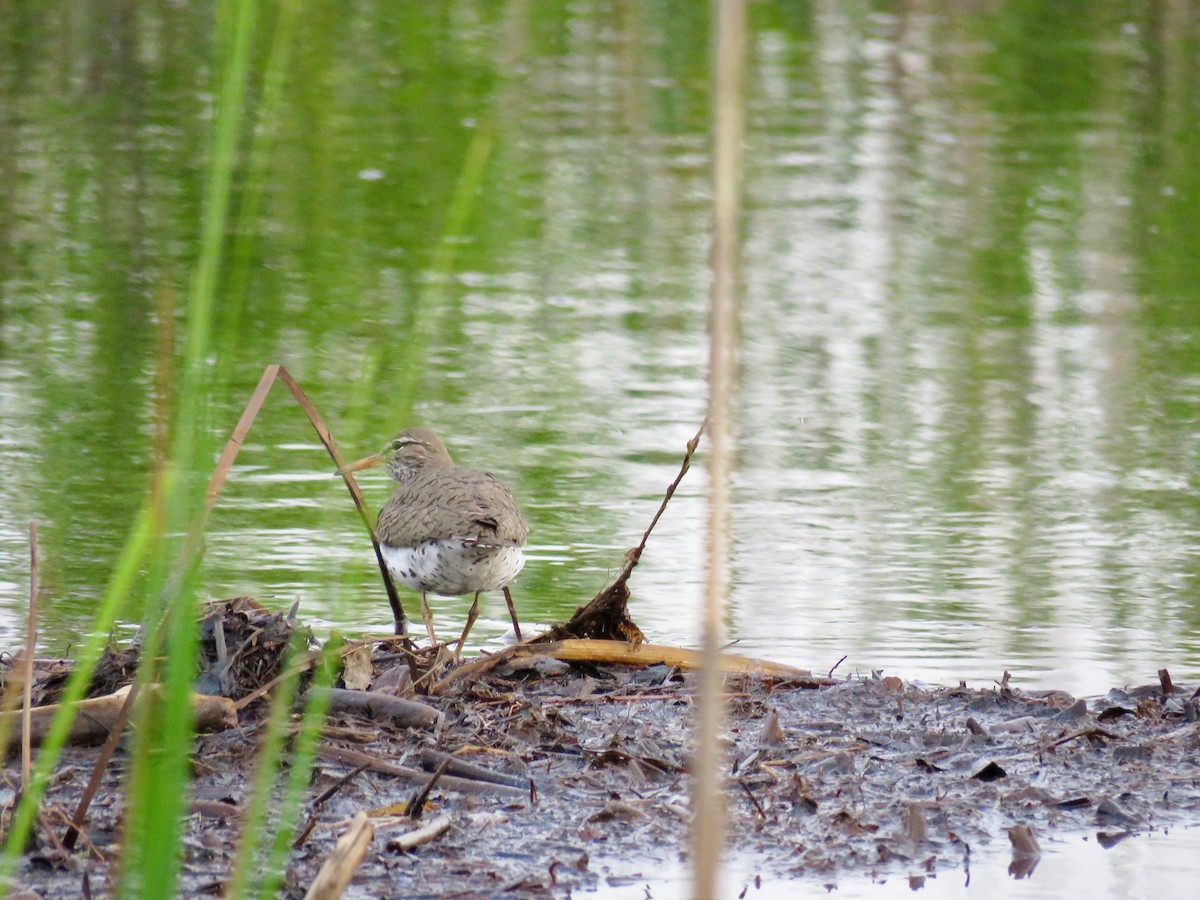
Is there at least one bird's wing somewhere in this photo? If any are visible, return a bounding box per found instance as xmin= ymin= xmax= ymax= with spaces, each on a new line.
xmin=376 ymin=468 xmax=528 ymax=547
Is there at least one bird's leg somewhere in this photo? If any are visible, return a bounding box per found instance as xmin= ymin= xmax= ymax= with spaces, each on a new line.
xmin=502 ymin=586 xmax=523 ymax=642
xmin=455 ymin=593 xmax=481 ymax=660
xmin=420 ymin=592 xmax=438 ymax=648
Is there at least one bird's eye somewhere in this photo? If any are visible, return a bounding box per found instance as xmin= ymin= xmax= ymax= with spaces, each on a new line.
xmin=390 ymin=439 xmax=404 ymax=452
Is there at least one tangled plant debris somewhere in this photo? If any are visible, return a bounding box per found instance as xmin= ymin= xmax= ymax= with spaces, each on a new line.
xmin=1 ymin=598 xmax=1198 ymax=898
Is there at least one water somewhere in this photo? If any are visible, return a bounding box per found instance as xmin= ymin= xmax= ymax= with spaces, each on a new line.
xmin=1 ymin=0 xmax=1198 ymax=891
xmin=610 ymin=827 xmax=1200 ymax=899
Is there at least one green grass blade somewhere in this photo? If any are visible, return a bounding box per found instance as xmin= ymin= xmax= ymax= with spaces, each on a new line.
xmin=0 ymin=494 xmax=162 ymax=888
xmin=256 ymin=641 xmax=340 ymax=898
xmin=117 ymin=0 xmax=260 ymax=894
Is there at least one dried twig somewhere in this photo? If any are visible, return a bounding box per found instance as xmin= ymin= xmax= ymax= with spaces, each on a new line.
xmin=417 ymin=749 xmax=528 ymax=791
xmin=317 ymin=746 xmax=525 ymax=798
xmin=737 ymin=779 xmax=766 ymax=820
xmin=293 ymin=763 xmax=371 ymax=850
xmin=541 ymin=422 xmax=706 ymax=644
xmin=201 ymin=364 xmax=407 ymax=633
xmin=429 ymin=644 xmax=522 ymax=695
xmin=407 ymin=756 xmax=452 ymax=820
xmin=1044 ymin=726 xmax=1119 ymax=751
xmin=62 ymin=682 xmax=141 ymax=850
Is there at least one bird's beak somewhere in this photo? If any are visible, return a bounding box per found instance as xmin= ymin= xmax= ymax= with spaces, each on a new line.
xmin=336 ymin=453 xmax=385 ymax=476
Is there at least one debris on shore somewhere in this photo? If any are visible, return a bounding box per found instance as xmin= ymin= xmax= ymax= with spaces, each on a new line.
xmin=2 ymin=597 xmax=1198 ymax=898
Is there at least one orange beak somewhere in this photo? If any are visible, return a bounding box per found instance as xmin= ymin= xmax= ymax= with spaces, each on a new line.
xmin=336 ymin=452 xmax=385 ymax=476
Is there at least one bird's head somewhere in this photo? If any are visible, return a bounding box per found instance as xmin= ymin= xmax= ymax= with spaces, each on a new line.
xmin=338 ymin=427 xmax=454 ymax=481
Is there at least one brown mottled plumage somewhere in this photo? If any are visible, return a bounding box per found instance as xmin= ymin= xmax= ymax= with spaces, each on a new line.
xmin=341 ymin=427 xmax=527 ymax=654
xmin=375 ymin=454 xmax=527 ymax=553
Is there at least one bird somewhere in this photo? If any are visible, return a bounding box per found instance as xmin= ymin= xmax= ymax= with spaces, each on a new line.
xmin=340 ymin=427 xmax=528 ymax=656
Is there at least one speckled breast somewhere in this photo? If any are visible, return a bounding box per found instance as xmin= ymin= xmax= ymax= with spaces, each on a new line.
xmin=381 ymin=540 xmax=525 ymax=596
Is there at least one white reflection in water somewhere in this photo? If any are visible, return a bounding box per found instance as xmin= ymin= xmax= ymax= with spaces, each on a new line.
xmin=592 ymin=827 xmax=1200 ymax=899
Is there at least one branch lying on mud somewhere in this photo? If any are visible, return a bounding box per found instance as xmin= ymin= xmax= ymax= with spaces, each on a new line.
xmin=317 ymin=745 xmax=527 ymax=799
xmin=0 ymin=685 xmax=236 ymax=749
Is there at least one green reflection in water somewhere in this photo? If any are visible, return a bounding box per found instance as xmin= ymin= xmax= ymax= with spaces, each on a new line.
xmin=0 ymin=1 xmax=1197 ymax=696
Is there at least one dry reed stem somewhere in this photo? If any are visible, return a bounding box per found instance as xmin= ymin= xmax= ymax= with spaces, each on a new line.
xmin=302 ymin=811 xmax=374 ymax=900
xmin=616 ymin=420 xmax=706 ymax=582
xmin=180 ymin=363 xmax=406 ymax=630
xmin=540 ymin=422 xmax=705 ymax=646
xmin=64 ymin=363 xmax=401 ymax=848
xmin=695 ymin=1 xmax=747 ymax=896
xmin=62 ymin=683 xmax=140 ymax=850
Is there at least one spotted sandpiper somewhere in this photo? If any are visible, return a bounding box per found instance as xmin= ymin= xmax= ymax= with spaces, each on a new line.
xmin=341 ymin=427 xmax=528 ymax=654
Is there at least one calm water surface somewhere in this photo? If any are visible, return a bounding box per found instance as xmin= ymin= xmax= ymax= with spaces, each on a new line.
xmin=607 ymin=827 xmax=1200 ymax=899
xmin=2 ymin=1 xmax=1198 ymax=694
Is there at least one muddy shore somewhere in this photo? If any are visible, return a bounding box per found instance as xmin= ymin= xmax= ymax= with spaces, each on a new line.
xmin=2 ymin=599 xmax=1198 ymax=898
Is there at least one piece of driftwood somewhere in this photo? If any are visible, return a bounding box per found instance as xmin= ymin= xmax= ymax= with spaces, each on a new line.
xmin=512 ymin=639 xmax=827 ymax=683
xmin=0 ymin=685 xmax=237 ymax=749
xmin=303 ymin=810 xmax=374 ymax=900
xmin=309 ymin=687 xmax=443 ymax=729
xmin=431 ymin=638 xmax=829 ymax=695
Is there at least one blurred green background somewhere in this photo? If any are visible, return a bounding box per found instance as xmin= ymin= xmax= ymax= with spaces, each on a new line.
xmin=1 ymin=0 xmax=1198 ymax=697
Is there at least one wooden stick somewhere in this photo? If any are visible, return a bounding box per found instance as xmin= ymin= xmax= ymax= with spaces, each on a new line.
xmin=431 ymin=637 xmax=825 ymax=695
xmin=303 ymin=811 xmax=374 ymax=900
xmin=293 ymin=763 xmax=371 ymax=850
xmin=514 ymin=639 xmax=823 ymax=682
xmin=317 ymin=746 xmax=525 ymax=798
xmin=406 ymin=757 xmax=451 ymax=820
xmin=0 ymin=686 xmax=236 ymax=749
xmin=417 ymin=749 xmax=529 ymax=791
xmin=429 ymin=644 xmax=523 ymax=695
xmin=62 ymin=682 xmax=141 ymax=849
xmin=233 ymin=635 xmax=402 ymax=712
xmin=1043 ymin=726 xmax=1119 ymax=751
